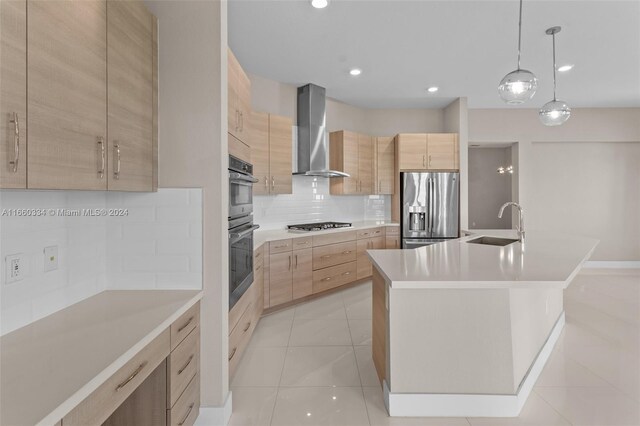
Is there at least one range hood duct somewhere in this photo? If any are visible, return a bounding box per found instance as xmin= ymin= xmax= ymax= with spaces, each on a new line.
xmin=294 ymin=84 xmax=349 ymax=178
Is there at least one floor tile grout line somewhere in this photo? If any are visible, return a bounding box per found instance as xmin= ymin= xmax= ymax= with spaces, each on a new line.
xmin=531 ymin=387 xmax=576 ymax=426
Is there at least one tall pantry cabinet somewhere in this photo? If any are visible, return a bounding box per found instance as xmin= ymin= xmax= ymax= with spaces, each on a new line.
xmin=0 ymin=0 xmax=157 ymax=191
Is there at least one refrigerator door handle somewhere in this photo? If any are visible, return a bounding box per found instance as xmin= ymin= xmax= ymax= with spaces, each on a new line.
xmin=429 ymin=178 xmax=435 ymax=235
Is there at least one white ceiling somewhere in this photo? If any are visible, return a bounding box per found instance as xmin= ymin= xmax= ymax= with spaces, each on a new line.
xmin=228 ymin=0 xmax=640 ymax=109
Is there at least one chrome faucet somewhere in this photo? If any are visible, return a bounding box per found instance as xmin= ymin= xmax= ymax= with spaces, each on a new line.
xmin=498 ymin=202 xmax=525 ymax=243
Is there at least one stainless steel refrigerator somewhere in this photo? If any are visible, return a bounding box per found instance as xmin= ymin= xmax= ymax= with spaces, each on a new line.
xmin=401 ymin=172 xmax=459 ymax=249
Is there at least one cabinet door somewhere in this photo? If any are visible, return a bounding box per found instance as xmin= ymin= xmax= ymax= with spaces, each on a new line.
xmin=427 ymin=133 xmax=457 ymax=170
xmin=375 ymin=136 xmax=394 ymax=195
xmin=356 ymin=238 xmax=373 ymax=279
xmin=397 ymin=134 xmax=427 ymax=171
xmin=268 ymin=114 xmax=292 ymax=194
xmin=292 ymin=248 xmax=313 ymax=299
xmin=0 ymin=0 xmax=26 ymax=188
xmin=385 ymin=236 xmax=400 ymax=249
xmin=27 ymin=1 xmax=108 ymax=190
xmin=107 ymin=1 xmax=154 ymax=191
xmin=342 ymin=131 xmax=359 ymax=193
xmin=269 ymin=251 xmax=293 ymax=306
xmin=227 ymin=49 xmax=239 ymax=140
xmin=236 ymin=67 xmax=251 ymax=145
xmin=357 ymin=134 xmax=373 ymax=194
xmin=251 ymin=112 xmax=270 ymax=195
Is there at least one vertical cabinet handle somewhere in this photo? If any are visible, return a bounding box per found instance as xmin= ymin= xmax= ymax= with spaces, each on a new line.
xmin=429 ymin=155 xmax=432 ymax=167
xmin=240 ymin=111 xmax=244 ymax=131
xmin=9 ymin=113 xmax=19 ymax=173
xmin=288 ymin=255 xmax=291 ymax=271
xmin=265 ymin=176 xmax=268 ymax=190
xmin=97 ymin=137 xmax=105 ymax=179
xmin=114 ymin=143 xmax=121 ymax=180
xmin=295 ymin=254 xmax=298 ymax=268
xmin=271 ymin=176 xmax=275 ymax=190
xmin=235 ymin=110 xmax=240 ymax=132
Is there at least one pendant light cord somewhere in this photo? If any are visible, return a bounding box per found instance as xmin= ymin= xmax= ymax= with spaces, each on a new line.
xmin=517 ymin=0 xmax=523 ymax=70
xmin=552 ymin=32 xmax=557 ymax=101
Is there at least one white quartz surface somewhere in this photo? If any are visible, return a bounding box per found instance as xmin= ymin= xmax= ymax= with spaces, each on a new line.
xmin=367 ymin=230 xmax=598 ymax=289
xmin=254 ymin=220 xmax=399 ymax=249
xmin=0 ymin=290 xmax=202 ymax=426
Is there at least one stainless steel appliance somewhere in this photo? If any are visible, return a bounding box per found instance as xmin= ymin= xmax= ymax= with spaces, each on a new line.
xmin=287 ymin=221 xmax=352 ymax=232
xmin=401 ymin=172 xmax=459 ymax=249
xmin=228 ymin=155 xmax=259 ymax=310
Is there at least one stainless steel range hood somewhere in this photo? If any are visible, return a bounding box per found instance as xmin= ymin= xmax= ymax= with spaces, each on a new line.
xmin=293 ymin=84 xmax=349 ymax=178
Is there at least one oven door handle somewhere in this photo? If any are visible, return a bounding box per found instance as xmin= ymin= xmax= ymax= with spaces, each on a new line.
xmin=229 ymin=224 xmax=260 ymax=241
xmin=229 ymin=172 xmax=258 ymax=183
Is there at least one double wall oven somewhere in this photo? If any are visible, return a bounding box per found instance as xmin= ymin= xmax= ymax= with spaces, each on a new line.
xmin=229 ymin=155 xmax=259 ymax=310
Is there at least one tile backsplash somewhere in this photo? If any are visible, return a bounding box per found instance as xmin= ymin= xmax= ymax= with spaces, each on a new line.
xmin=254 ymin=175 xmax=391 ymax=230
xmin=0 ymin=188 xmax=202 ymax=335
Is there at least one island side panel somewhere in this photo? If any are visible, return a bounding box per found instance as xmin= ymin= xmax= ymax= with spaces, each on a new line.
xmin=509 ymin=287 xmax=564 ymax=390
xmin=372 ymin=267 xmax=387 ymax=385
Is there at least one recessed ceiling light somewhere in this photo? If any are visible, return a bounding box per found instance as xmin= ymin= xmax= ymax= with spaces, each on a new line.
xmin=557 ymin=64 xmax=574 ymax=72
xmin=349 ymin=68 xmax=362 ymax=76
xmin=427 ymin=86 xmax=439 ymax=93
xmin=311 ymin=0 xmax=328 ymax=9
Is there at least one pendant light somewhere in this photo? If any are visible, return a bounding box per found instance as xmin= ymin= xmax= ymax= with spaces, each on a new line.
xmin=539 ymin=26 xmax=571 ymax=126
xmin=498 ymin=0 xmax=538 ymax=104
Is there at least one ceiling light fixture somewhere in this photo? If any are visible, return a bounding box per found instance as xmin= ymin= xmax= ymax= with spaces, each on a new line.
xmin=498 ymin=0 xmax=538 ymax=104
xmin=310 ymin=0 xmax=328 ymax=9
xmin=349 ymin=68 xmax=362 ymax=76
xmin=557 ymin=64 xmax=574 ymax=72
xmin=427 ymin=86 xmax=439 ymax=93
xmin=539 ymin=26 xmax=571 ymax=126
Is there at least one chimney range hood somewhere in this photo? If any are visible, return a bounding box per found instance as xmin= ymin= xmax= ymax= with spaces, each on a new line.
xmin=293 ymin=84 xmax=349 ymax=178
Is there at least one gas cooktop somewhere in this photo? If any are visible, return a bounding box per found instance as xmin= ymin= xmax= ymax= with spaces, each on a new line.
xmin=287 ymin=221 xmax=353 ymax=232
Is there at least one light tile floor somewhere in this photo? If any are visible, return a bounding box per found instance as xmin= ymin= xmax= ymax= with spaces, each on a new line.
xmin=229 ymin=269 xmax=640 ymax=426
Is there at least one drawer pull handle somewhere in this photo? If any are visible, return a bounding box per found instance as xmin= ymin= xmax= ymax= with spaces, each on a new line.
xmin=362 ymin=232 xmax=369 ymax=236
xmin=9 ymin=112 xmax=19 ymax=173
xmin=342 ymin=251 xmax=352 ymax=255
xmin=243 ymin=320 xmax=252 ymax=332
xmin=114 ymin=143 xmax=121 ymax=180
xmin=274 ymin=244 xmax=288 ymax=249
xmin=97 ymin=136 xmax=105 ymax=178
xmin=229 ymin=347 xmax=237 ymax=361
xmin=116 ymin=361 xmax=147 ymax=392
xmin=178 ymin=354 xmax=195 ymax=375
xmin=178 ymin=403 xmax=195 ymax=426
xmin=178 ymin=316 xmax=194 ymax=333
xmin=321 ymin=277 xmax=332 ymax=282
xmin=256 ymin=264 xmax=262 ymax=271
xmin=342 ymin=272 xmax=351 ymax=276
xmin=321 ymin=255 xmax=332 ymax=259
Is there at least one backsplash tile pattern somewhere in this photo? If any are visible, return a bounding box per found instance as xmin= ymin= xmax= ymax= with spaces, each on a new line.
xmin=254 ymin=176 xmax=391 ymax=230
xmin=0 ymin=188 xmax=202 ymax=335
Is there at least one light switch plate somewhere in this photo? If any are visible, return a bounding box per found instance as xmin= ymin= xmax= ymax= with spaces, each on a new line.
xmin=44 ymin=246 xmax=58 ymax=272
xmin=5 ymin=254 xmax=24 ymax=284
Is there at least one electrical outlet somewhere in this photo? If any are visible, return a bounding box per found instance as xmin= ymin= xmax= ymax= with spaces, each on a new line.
xmin=5 ymin=254 xmax=24 ymax=284
xmin=44 ymin=246 xmax=58 ymax=272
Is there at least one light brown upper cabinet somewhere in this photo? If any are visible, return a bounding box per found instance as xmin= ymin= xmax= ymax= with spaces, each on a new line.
xmin=397 ymin=133 xmax=459 ymax=171
xmin=27 ymin=0 xmax=108 ymax=190
xmin=251 ymin=112 xmax=292 ymax=195
xmin=107 ymin=1 xmax=156 ymax=191
xmin=0 ymin=0 xmax=26 ymax=188
xmin=329 ymin=131 xmax=373 ymax=195
xmin=228 ymin=49 xmax=251 ymax=147
xmin=374 ymin=136 xmax=394 ymax=195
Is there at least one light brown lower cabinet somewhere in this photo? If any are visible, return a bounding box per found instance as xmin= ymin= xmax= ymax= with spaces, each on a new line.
xmin=312 ymin=261 xmax=357 ymax=293
xmin=228 ymin=274 xmax=263 ymax=379
xmin=167 ymin=375 xmax=200 ymax=426
xmin=385 ymin=235 xmax=400 ymax=249
xmin=292 ymin=248 xmax=313 ymax=299
xmin=269 ymin=251 xmax=293 ymax=306
xmin=356 ymin=236 xmax=385 ymax=279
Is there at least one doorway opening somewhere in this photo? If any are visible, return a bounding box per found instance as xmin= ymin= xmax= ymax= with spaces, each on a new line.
xmin=468 ymin=142 xmax=518 ymax=230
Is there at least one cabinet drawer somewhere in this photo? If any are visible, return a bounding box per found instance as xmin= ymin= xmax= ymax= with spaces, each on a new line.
xmin=313 ymin=241 xmax=357 ymax=270
xmin=168 ymin=326 xmax=200 ymax=408
xmin=63 ymin=329 xmax=170 ymax=426
xmin=229 ymin=298 xmax=259 ymax=378
xmin=357 ymin=227 xmax=383 ymax=239
xmin=171 ymin=301 xmax=200 ymax=351
xmin=229 ymin=281 xmax=254 ymax=334
xmin=312 ymin=230 xmax=356 ymax=247
xmin=292 ymin=236 xmax=312 ymax=250
xmin=386 ymin=236 xmax=400 ymax=249
xmin=385 ymin=226 xmax=400 ymax=236
xmin=270 ymin=239 xmax=292 ymax=254
xmin=313 ymin=261 xmax=357 ymax=294
xmin=168 ymin=374 xmax=200 ymax=426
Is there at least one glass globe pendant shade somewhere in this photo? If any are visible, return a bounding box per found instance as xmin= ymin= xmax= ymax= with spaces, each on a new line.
xmin=539 ymin=99 xmax=571 ymax=126
xmin=498 ymin=69 xmax=538 ymax=104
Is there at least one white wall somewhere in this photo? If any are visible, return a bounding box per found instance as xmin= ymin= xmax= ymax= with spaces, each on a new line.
xmin=254 ymin=176 xmax=390 ymax=230
xmin=469 ymin=108 xmax=640 ymax=261
xmin=0 ymin=189 xmax=202 ymax=335
xmin=468 ymin=147 xmax=513 ymax=229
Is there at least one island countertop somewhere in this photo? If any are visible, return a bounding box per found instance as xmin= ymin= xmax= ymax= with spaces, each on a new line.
xmin=367 ymin=230 xmax=598 ymax=289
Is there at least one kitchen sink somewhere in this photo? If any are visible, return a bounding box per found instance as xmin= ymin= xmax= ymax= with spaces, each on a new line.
xmin=466 ymin=236 xmax=519 ymax=247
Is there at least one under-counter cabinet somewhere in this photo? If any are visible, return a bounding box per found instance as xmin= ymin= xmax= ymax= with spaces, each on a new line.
xmin=251 ymin=112 xmax=293 ymax=195
xmin=356 ymin=228 xmax=385 ymax=279
xmin=397 ymin=133 xmax=459 ymax=171
xmin=0 ymin=0 xmax=26 ymax=188
xmin=0 ymin=0 xmax=157 ymax=191
xmin=385 ymin=226 xmax=400 ymax=249
xmin=330 ymin=131 xmax=374 ymax=195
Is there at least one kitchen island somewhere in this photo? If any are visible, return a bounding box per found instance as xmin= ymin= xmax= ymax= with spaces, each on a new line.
xmin=367 ymin=230 xmax=598 ymax=417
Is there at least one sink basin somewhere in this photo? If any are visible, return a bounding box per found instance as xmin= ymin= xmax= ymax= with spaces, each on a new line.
xmin=466 ymin=236 xmax=519 ymax=247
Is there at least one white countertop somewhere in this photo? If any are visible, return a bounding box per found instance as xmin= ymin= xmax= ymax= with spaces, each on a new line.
xmin=0 ymin=290 xmax=202 ymax=426
xmin=367 ymin=230 xmax=598 ymax=289
xmin=254 ymin=220 xmax=399 ymax=248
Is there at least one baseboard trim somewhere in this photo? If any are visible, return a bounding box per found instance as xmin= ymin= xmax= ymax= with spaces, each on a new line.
xmin=194 ymin=391 xmax=233 ymax=426
xmin=384 ymin=312 xmax=565 ymax=417
xmin=584 ymin=261 xmax=640 ymax=269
